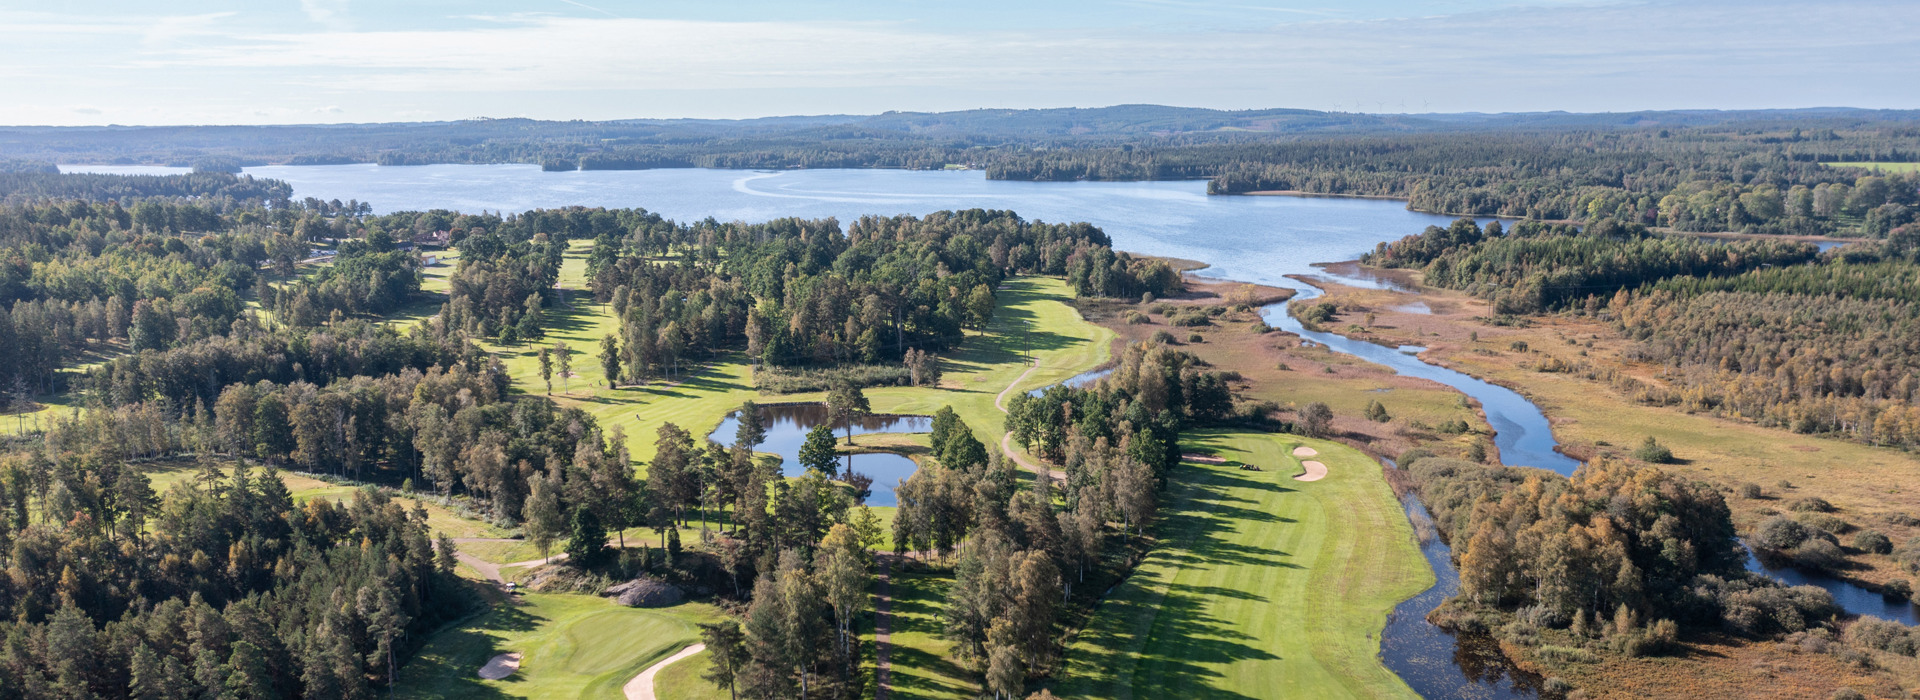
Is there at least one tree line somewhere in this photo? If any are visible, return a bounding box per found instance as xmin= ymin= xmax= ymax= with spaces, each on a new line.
xmin=1364 ymin=217 xmax=1920 ymax=449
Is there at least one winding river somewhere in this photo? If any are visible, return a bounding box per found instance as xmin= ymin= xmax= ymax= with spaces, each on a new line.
xmin=74 ymin=164 xmax=1914 ymax=693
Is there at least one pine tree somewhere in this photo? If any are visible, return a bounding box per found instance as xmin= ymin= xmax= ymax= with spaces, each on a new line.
xmin=824 ymin=381 xmax=870 ymax=446
xmin=700 ymin=620 xmax=749 ymax=700
xmin=788 ymin=425 xmax=834 ymax=482
xmin=599 ymin=334 xmax=622 ymax=389
xmin=538 ymin=346 xmax=553 ymax=395
xmin=566 ymin=506 xmax=608 ymax=566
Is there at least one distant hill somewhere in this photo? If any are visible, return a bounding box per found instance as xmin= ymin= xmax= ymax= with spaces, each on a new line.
xmin=8 ymin=105 xmax=1918 ymax=168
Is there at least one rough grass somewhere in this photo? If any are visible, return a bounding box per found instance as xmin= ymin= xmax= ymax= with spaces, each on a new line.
xmin=394 ymin=593 xmax=721 ymax=699
xmin=650 ymin=648 xmax=732 ymax=699
xmin=1053 ymin=431 xmax=1431 ymax=699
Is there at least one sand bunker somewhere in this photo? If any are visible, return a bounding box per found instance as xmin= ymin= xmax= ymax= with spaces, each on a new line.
xmin=478 ymin=652 xmax=522 ymax=680
xmin=1295 ymin=461 xmax=1328 ymax=482
xmin=1291 ymin=446 xmax=1318 ymax=457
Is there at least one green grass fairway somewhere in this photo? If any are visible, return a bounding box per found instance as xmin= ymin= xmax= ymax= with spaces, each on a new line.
xmin=785 ymin=275 xmax=1113 ymax=470
xmin=1827 ymin=161 xmax=1920 ymax=172
xmin=395 ymin=593 xmax=721 ymax=699
xmin=1055 ymin=432 xmax=1430 ymax=699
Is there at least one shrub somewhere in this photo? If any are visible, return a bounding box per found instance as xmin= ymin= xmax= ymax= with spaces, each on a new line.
xmin=1790 ymin=497 xmax=1837 ymax=513
xmin=1187 ymin=333 xmax=1204 ymax=343
xmin=1631 ymin=436 xmax=1675 ymax=463
xmin=1739 ymin=482 xmax=1765 ymax=499
xmin=1250 ymin=322 xmax=1272 ymax=333
xmin=1151 ymin=330 xmax=1176 ymax=344
xmin=1895 ymin=537 xmax=1920 ymax=573
xmin=1534 ymin=646 xmax=1595 ymax=664
xmin=1124 ymin=310 xmax=1150 ymax=324
xmin=1798 ymin=512 xmax=1851 ymax=535
xmin=1794 ymin=538 xmax=1848 ymax=570
xmin=1755 ymin=516 xmax=1811 ymax=550
xmin=1275 ymin=362 xmax=1291 ymax=371
xmin=1298 ymin=301 xmax=1338 ymax=326
xmin=1843 ymin=617 xmax=1918 ymax=656
xmin=1881 ymin=579 xmax=1912 ymax=602
xmin=1830 ymin=689 xmax=1867 ymax=700
xmin=754 ymin=363 xmax=910 ymax=394
xmin=1141 ymin=292 xmax=1155 ymax=304
xmin=1170 ymin=311 xmax=1212 ymax=327
xmin=1852 ymin=529 xmax=1893 ymax=554
xmin=1509 ymin=340 xmax=1530 ymax=352
xmin=1397 ymin=448 xmax=1436 ymax=469
xmin=1365 ymin=400 xmax=1392 ymax=423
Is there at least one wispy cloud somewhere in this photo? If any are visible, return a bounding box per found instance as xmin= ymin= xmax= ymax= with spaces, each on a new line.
xmin=0 ymin=0 xmax=1913 ymax=125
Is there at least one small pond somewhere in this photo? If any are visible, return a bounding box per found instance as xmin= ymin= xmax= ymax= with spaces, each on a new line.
xmin=707 ymin=403 xmax=930 ymax=507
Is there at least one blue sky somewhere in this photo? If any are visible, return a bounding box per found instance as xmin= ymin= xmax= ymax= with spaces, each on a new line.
xmin=2 ymin=0 xmax=1915 ymax=125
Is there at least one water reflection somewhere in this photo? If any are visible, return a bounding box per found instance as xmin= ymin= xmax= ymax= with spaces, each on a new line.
xmin=1744 ymin=545 xmax=1919 ymax=625
xmin=707 ymin=403 xmax=930 ymax=507
xmin=1384 ymin=497 xmax=1548 ymax=699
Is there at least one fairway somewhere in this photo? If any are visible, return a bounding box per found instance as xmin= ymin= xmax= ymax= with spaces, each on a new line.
xmin=395 ymin=593 xmax=720 ymax=699
xmin=1826 ymin=161 xmax=1920 ymax=172
xmin=1055 ymin=431 xmax=1430 ymax=699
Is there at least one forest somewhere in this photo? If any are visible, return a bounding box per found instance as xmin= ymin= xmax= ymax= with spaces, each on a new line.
xmin=0 ymin=167 xmax=1229 ymax=697
xmin=1365 ymin=216 xmax=1920 ymax=450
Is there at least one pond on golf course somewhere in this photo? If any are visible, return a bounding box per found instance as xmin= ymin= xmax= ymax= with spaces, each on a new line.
xmin=707 ymin=403 xmax=930 ymax=507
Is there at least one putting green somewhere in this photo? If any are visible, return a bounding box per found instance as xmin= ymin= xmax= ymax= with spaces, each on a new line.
xmin=394 ymin=593 xmax=721 ymax=699
xmin=1054 ymin=431 xmax=1430 ymax=699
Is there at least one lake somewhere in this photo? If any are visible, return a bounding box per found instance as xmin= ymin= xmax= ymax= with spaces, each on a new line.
xmin=66 ymin=163 xmax=1469 ymax=284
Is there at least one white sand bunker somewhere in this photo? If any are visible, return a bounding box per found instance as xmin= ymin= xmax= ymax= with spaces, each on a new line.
xmin=1291 ymin=446 xmax=1318 ymax=457
xmin=478 ymin=652 xmax=522 ymax=680
xmin=1295 ymin=461 xmax=1328 ymax=482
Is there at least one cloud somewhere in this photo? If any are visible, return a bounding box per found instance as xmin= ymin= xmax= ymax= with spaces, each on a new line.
xmin=73 ymin=107 xmax=102 ymax=115
xmin=0 ymin=0 xmax=1915 ymax=125
xmin=300 ymin=0 xmax=350 ymax=30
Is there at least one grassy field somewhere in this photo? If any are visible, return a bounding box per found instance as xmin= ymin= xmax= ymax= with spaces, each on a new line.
xmin=1054 ymin=431 xmax=1430 ymax=700
xmin=395 ymin=594 xmax=722 ymax=699
xmin=1827 ymin=161 xmax=1920 ymax=172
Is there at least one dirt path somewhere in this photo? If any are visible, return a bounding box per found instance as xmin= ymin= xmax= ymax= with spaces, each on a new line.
xmin=622 ymin=643 xmax=705 ymax=700
xmin=874 ymin=555 xmax=895 ymax=700
xmin=477 ymin=652 xmax=522 ymax=680
xmin=994 ymin=360 xmax=1067 ymax=480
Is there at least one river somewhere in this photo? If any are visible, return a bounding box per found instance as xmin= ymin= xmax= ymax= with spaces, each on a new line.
xmin=71 ymin=163 xmax=1913 ymax=690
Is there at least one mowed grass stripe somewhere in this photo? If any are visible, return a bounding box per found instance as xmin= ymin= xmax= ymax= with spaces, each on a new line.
xmin=1055 ymin=431 xmax=1430 ymax=699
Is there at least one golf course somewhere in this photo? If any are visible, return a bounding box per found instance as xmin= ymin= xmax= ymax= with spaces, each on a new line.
xmin=1055 ymin=431 xmax=1431 ymax=699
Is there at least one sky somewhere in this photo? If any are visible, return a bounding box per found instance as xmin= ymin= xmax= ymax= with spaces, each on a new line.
xmin=1 ymin=0 xmax=1916 ymax=126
